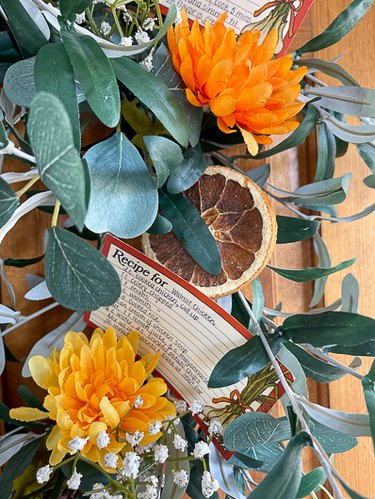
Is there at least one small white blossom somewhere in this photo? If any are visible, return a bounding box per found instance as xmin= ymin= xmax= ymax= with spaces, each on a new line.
xmin=106 ymin=0 xmax=115 ymax=4
xmin=149 ymin=420 xmax=162 ymax=435
xmin=160 ymin=474 xmax=166 ymax=487
xmin=135 ymin=29 xmax=150 ymax=44
xmin=75 ymin=12 xmax=86 ymax=24
xmin=120 ymin=36 xmax=133 ymax=46
xmin=93 ymin=0 xmax=103 ymax=4
xmin=67 ymin=469 xmax=83 ymax=490
xmin=101 ymin=21 xmax=111 ymax=36
xmin=138 ymin=476 xmax=158 ymax=499
xmin=174 ymin=400 xmax=188 ymax=414
xmin=96 ymin=430 xmax=110 ymax=450
xmin=172 ymin=469 xmax=189 ymax=488
xmin=121 ymin=451 xmax=141 ymax=478
xmin=190 ymin=399 xmax=205 ymax=415
xmin=173 ymin=434 xmax=188 ymax=451
xmin=36 ymin=465 xmax=53 ymax=484
xmin=201 ymin=471 xmax=219 ymax=498
xmin=125 ymin=430 xmax=144 ymax=447
xmin=140 ymin=53 xmax=154 ymax=72
xmin=193 ymin=441 xmax=210 ymax=459
xmin=154 ymin=444 xmax=169 ymax=463
xmin=123 ymin=10 xmax=132 ymax=22
xmin=68 ymin=436 xmax=89 ymax=453
xmin=137 ymin=443 xmax=153 ymax=454
xmin=104 ymin=452 xmax=119 ymax=469
xmin=143 ymin=17 xmax=156 ymax=31
xmin=134 ymin=395 xmax=144 ymax=408
xmin=208 ymin=419 xmax=223 ymax=436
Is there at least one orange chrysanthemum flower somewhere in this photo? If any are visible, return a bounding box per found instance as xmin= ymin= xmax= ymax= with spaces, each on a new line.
xmin=10 ymin=328 xmax=175 ymax=468
xmin=167 ymin=11 xmax=307 ymax=155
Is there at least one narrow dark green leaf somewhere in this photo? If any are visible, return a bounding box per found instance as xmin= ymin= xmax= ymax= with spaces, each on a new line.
xmin=60 ymin=0 xmax=93 ymax=17
xmin=144 ymin=135 xmax=183 ymax=188
xmin=18 ymin=385 xmax=45 ymax=411
xmin=28 ymin=92 xmax=87 ymax=230
xmin=112 ymin=57 xmax=190 ymax=146
xmin=208 ymin=336 xmax=283 ymax=388
xmin=269 ymin=257 xmax=356 ymax=283
xmin=331 ymin=340 xmax=375 ymax=357
xmin=279 ymin=311 xmax=375 ymax=351
xmin=0 ymin=177 xmax=19 ymax=229
xmin=0 ymin=0 xmax=48 ymax=57
xmin=255 ymin=107 xmax=318 ymax=159
xmin=167 ymin=144 xmax=206 ymax=194
xmin=35 ymin=43 xmax=80 ymax=150
xmin=246 ymin=164 xmax=270 ymax=187
xmin=313 ymin=420 xmax=358 ymax=454
xmin=147 ymin=214 xmax=172 ymax=235
xmin=84 ymin=133 xmax=158 ymax=238
xmin=306 ymin=85 xmax=375 ymax=117
xmin=229 ymin=452 xmax=264 ymax=470
xmin=357 ymin=142 xmax=375 ymax=175
xmin=295 ymin=0 xmax=374 ymax=55
xmin=276 ymin=216 xmax=319 ymax=244
xmin=295 ymin=58 xmax=359 ymax=86
xmin=61 ymin=27 xmax=120 ymax=128
xmin=362 ymin=360 xmax=375 ymax=450
xmin=3 ymin=255 xmax=44 ymax=267
xmin=297 ymin=467 xmax=326 ymax=498
xmin=45 ymin=227 xmax=121 ymax=311
xmin=224 ymin=413 xmax=290 ymax=451
xmin=315 ymin=122 xmax=336 ymax=181
xmin=364 ymin=175 xmax=375 ymax=188
xmin=159 ymin=190 xmax=221 ymax=275
xmin=249 ymin=432 xmax=311 ymax=499
xmin=3 ymin=57 xmax=36 ymax=107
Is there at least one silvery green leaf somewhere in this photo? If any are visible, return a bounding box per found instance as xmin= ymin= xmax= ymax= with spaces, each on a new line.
xmin=24 ymin=280 xmax=51 ymax=301
xmin=264 ymin=299 xmax=341 ymax=318
xmin=357 ymin=142 xmax=375 ymax=175
xmin=0 ymin=432 xmax=35 ymax=466
xmin=246 ymin=164 xmax=270 ymax=187
xmin=167 ymin=144 xmax=206 ymax=194
xmin=288 ymin=173 xmax=351 ymax=206
xmin=0 ymin=337 xmax=4 ymax=375
xmin=0 ymin=177 xmax=19 ymax=230
xmin=277 ymin=344 xmax=307 ymax=397
xmin=313 ymin=420 xmax=358 ymax=454
xmin=0 ymin=304 xmax=21 ymax=325
xmin=324 ymin=114 xmax=375 ymax=143
xmin=315 ymin=122 xmax=336 ymax=181
xmin=310 ymin=233 xmax=331 ymax=307
xmin=22 ymin=312 xmax=85 ymax=377
xmin=364 ymin=175 xmax=375 ymax=188
xmin=296 ymin=467 xmax=326 ymax=498
xmin=232 ymin=443 xmax=282 ymax=472
xmin=3 ymin=58 xmax=36 ymax=107
xmin=297 ymin=396 xmax=371 ymax=436
xmin=209 ymin=443 xmax=246 ymax=499
xmin=249 ymin=278 xmax=264 ymax=332
xmin=306 ymin=85 xmax=375 ymax=118
xmin=295 ymin=58 xmax=359 ymax=86
xmin=147 ymin=214 xmax=172 ymax=235
xmin=341 ymin=273 xmax=359 ymax=313
xmin=311 ymin=203 xmax=375 ymax=223
xmin=1 ymin=170 xmax=38 ymax=185
xmin=19 ymin=0 xmax=50 ymax=39
xmin=144 ymin=135 xmax=183 ymax=188
xmin=362 ymin=361 xmax=375 ymax=450
xmin=216 ymin=295 xmax=232 ymax=314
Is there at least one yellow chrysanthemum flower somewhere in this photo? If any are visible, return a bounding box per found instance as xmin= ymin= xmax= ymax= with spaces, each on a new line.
xmin=10 ymin=328 xmax=175 ymax=468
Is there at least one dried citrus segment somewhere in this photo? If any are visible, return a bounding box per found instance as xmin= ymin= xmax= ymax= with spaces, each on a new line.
xmin=142 ymin=166 xmax=277 ymax=299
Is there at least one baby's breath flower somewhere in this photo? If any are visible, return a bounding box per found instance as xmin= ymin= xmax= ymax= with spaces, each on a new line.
xmin=134 ymin=395 xmax=144 ymax=408
xmin=154 ymin=444 xmax=169 ymax=463
xmin=173 ymin=434 xmax=188 ymax=451
xmin=201 ymin=471 xmax=219 ymax=498
xmin=143 ymin=17 xmax=156 ymax=31
xmin=125 ymin=430 xmax=144 ymax=447
xmin=121 ymin=451 xmax=141 ymax=478
xmin=106 ymin=0 xmax=115 ymax=4
xmin=172 ymin=469 xmax=189 ymax=488
xmin=174 ymin=400 xmax=188 ymax=414
xmin=140 ymin=53 xmax=154 ymax=72
xmin=135 ymin=29 xmax=150 ymax=44
xmin=101 ymin=21 xmax=111 ymax=36
xmin=96 ymin=430 xmax=110 ymax=450
xmin=208 ymin=419 xmax=223 ymax=436
xmin=68 ymin=436 xmax=89 ymax=453
xmin=104 ymin=452 xmax=119 ymax=469
xmin=193 ymin=441 xmax=210 ymax=459
xmin=123 ymin=11 xmax=132 ymax=22
xmin=93 ymin=0 xmax=103 ymax=3
xmin=67 ymin=469 xmax=83 ymax=490
xmin=75 ymin=12 xmax=86 ymax=25
xmin=36 ymin=464 xmax=53 ymax=484
xmin=190 ymin=399 xmax=205 ymax=415
xmin=149 ymin=420 xmax=162 ymax=435
xmin=120 ymin=36 xmax=133 ymax=46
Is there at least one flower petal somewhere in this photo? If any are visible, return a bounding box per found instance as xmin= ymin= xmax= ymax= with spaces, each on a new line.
xmin=9 ymin=407 xmax=48 ymax=421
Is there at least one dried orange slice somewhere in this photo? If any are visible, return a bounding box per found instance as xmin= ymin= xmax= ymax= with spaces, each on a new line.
xmin=142 ymin=166 xmax=277 ymax=299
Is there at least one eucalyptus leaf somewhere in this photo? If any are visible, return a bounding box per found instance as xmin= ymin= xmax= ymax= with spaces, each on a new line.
xmin=0 ymin=177 xmax=19 ymax=229
xmin=277 ymin=344 xmax=307 ymax=397
xmin=309 ymin=233 xmax=331 ymax=307
xmin=228 ymin=452 xmax=264 ymax=470
xmin=61 ymin=27 xmax=120 ymax=128
xmin=147 ymin=214 xmax=172 ymax=235
xmin=249 ymin=432 xmax=311 ymax=499
xmin=357 ymin=142 xmax=375 ymax=175
xmin=167 ymin=144 xmax=206 ymax=194
xmin=234 ymin=443 xmax=282 ymax=473
xmin=209 ymin=443 xmax=246 ymax=499
xmin=35 ymin=42 xmax=80 ymax=150
xmin=208 ymin=336 xmax=283 ymax=388
xmin=295 ymin=58 xmax=359 ymax=86
xmin=159 ymin=189 xmax=221 ymax=275
xmin=362 ymin=360 xmax=375 ymax=450
xmin=295 ymin=0 xmax=374 ymax=55
xmin=0 ymin=337 xmax=4 ymax=376
xmin=306 ymin=85 xmax=375 ymax=117
xmin=45 ymin=227 xmax=121 ymax=311
xmin=341 ymin=273 xmax=359 ymax=313
xmin=24 ymin=280 xmax=51 ymax=301
xmin=28 ymin=92 xmax=87 ymax=230
xmin=3 ymin=57 xmax=36 ymax=107
xmin=60 ymin=0 xmax=93 ymax=17
xmin=287 ymin=173 xmax=351 ymax=206
xmin=245 ymin=164 xmax=270 ymax=187
xmin=112 ymin=57 xmax=190 ymax=146
xmin=84 ymin=132 xmax=158 ymax=238
xmin=17 ymin=385 xmax=45 ymax=411
xmin=255 ymin=107 xmax=318 ymax=159
xmin=249 ymin=278 xmax=264 ymax=332
xmin=364 ymin=174 xmax=375 ymax=188
xmin=144 ymin=135 xmax=183 ymax=188
xmin=0 ymin=0 xmax=48 ymax=57
xmin=0 ymin=432 xmax=35 ymax=467
xmin=313 ymin=420 xmax=358 ymax=454
xmin=276 ymin=216 xmax=319 ymax=244
xmin=315 ymin=122 xmax=336 ymax=181
xmin=0 ymin=120 xmax=8 ymax=148
xmin=324 ymin=114 xmax=375 ymax=144
xmin=296 ymin=467 xmax=326 ymax=498
xmin=269 ymin=257 xmax=356 ymax=283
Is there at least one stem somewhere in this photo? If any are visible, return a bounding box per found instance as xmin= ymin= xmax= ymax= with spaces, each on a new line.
xmin=320 ymin=484 xmax=335 ymax=499
xmin=112 ymin=8 xmax=125 ymax=38
xmin=16 ymin=176 xmax=40 ymax=198
xmin=86 ymin=6 xmax=102 ymax=37
xmin=51 ymin=200 xmax=61 ymax=227
xmin=4 ymin=142 xmax=36 ymax=163
xmin=302 ymin=344 xmax=364 ymax=380
xmin=237 ymin=290 xmax=344 ymax=499
xmin=0 ymin=302 xmax=59 ymax=338
xmin=310 ymin=492 xmax=319 ymax=499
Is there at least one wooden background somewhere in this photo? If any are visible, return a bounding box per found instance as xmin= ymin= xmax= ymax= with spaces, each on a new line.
xmin=1 ymin=0 xmax=375 ymax=496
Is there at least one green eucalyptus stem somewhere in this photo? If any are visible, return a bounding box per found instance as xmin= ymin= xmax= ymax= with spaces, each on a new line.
xmin=319 ymin=484 xmax=335 ymax=499
xmin=51 ymin=200 xmax=61 ymax=227
xmin=0 ymin=302 xmax=59 ymax=338
xmin=86 ymin=5 xmax=102 ymax=37
xmin=16 ymin=176 xmax=40 ymax=198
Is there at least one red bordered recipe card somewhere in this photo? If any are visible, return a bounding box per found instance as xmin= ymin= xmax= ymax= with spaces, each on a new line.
xmin=159 ymin=0 xmax=314 ymax=55
xmin=85 ymin=235 xmax=292 ymax=456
